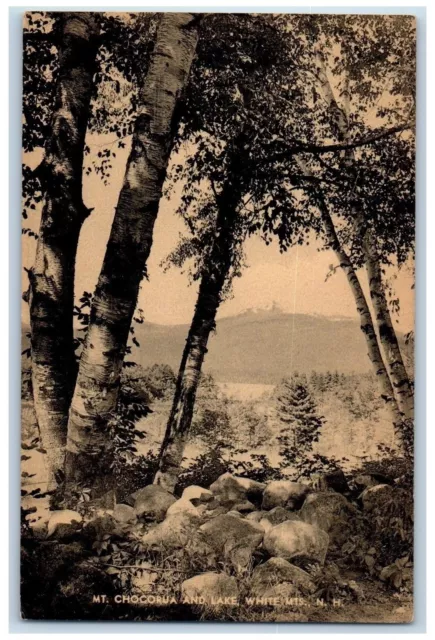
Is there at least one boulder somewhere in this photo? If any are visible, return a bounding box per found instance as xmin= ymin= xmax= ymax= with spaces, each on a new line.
xmin=250 ymin=557 xmax=316 ymax=595
xmin=131 ymin=485 xmax=176 ymax=522
xmin=361 ymin=484 xmax=395 ymax=512
xmin=311 ymin=469 xmax=350 ymax=494
xmin=299 ymin=492 xmax=359 ymax=544
xmin=263 ymin=520 xmax=328 ymax=564
xmin=209 ymin=473 xmax=265 ymax=507
xmin=262 ymin=507 xmax=301 ymax=526
xmin=200 ymin=514 xmax=264 ymax=569
xmin=247 ymin=507 xmax=300 ymax=534
xmin=141 ymin=512 xmax=200 ymax=550
xmin=232 ymin=500 xmax=256 ymax=514
xmin=113 ymin=503 xmax=137 ymax=525
xmin=182 ymin=485 xmax=214 ymax=505
xmin=166 ymin=498 xmax=201 ymax=520
xmin=181 ymin=572 xmax=239 ymax=605
xmin=262 ymin=480 xmax=310 ymax=511
xmin=46 ymin=510 xmax=83 ymax=539
xmin=355 ymin=473 xmax=393 ymax=490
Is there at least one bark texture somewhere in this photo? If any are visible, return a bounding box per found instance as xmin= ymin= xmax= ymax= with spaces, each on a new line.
xmin=65 ymin=13 xmax=200 ymax=491
xmin=318 ymin=196 xmax=404 ymax=447
xmin=364 ymin=237 xmax=414 ymax=420
xmin=28 ymin=13 xmax=100 ymax=488
xmin=315 ymin=49 xmax=413 ymax=426
xmin=155 ymin=178 xmax=242 ymax=492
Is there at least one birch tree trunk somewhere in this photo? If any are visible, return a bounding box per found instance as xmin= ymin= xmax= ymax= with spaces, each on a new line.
xmin=154 ymin=272 xmax=226 ymax=491
xmin=28 ymin=13 xmax=99 ymax=489
xmin=154 ymin=180 xmax=241 ymax=492
xmin=315 ymin=49 xmax=413 ymax=423
xmin=318 ymin=195 xmax=405 ymax=449
xmin=64 ymin=13 xmax=200 ymax=492
xmin=364 ymin=236 xmax=414 ymax=420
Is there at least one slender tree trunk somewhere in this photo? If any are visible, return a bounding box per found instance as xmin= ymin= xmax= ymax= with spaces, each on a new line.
xmin=28 ymin=13 xmax=100 ymax=488
xmin=155 ymin=180 xmax=242 ymax=492
xmin=64 ymin=13 xmax=200 ymax=492
xmin=364 ymin=236 xmax=414 ymax=419
xmin=314 ymin=49 xmax=413 ymax=422
xmin=318 ymin=195 xmax=405 ymax=449
xmin=154 ymin=273 xmax=226 ymax=491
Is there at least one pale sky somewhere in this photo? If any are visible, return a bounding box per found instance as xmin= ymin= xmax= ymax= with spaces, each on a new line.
xmin=22 ymin=134 xmax=414 ymax=332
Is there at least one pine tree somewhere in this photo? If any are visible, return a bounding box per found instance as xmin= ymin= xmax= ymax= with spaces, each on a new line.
xmin=276 ymin=377 xmax=324 ymax=466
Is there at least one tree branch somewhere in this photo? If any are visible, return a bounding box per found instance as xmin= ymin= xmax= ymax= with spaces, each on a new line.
xmin=264 ymin=124 xmax=412 ymax=164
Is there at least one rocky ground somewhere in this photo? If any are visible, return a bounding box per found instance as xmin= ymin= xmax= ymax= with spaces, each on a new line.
xmin=21 ymin=469 xmax=413 ymax=623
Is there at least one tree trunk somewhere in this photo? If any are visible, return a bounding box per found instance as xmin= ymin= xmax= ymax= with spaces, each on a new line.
xmin=314 ymin=49 xmax=414 ymax=422
xmin=318 ymin=195 xmax=405 ymax=449
xmin=154 ymin=272 xmax=226 ymax=491
xmin=28 ymin=13 xmax=100 ymax=489
xmin=64 ymin=13 xmax=200 ymax=492
xmin=155 ymin=180 xmax=242 ymax=491
xmin=364 ymin=235 xmax=414 ymax=420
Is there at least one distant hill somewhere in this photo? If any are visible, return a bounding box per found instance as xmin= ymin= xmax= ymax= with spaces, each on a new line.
xmin=22 ymin=309 xmax=408 ymax=384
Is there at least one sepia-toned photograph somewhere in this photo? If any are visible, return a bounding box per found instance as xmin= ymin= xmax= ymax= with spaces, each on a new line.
xmin=21 ymin=11 xmax=415 ymax=622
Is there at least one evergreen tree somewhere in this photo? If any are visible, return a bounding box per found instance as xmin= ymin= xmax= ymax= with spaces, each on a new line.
xmin=276 ymin=377 xmax=324 ymax=466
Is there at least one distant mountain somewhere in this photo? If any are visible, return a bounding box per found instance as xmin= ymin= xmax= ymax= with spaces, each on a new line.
xmin=22 ymin=310 xmax=407 ymax=384
xmin=131 ymin=310 xmax=379 ymax=383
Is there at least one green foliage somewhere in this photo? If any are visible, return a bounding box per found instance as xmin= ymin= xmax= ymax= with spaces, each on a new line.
xmin=276 ymin=375 xmax=325 ymax=468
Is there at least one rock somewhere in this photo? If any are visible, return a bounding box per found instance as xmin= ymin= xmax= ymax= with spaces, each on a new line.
xmin=141 ymin=513 xmax=202 ymax=550
xmin=131 ymin=485 xmax=176 ymax=522
xmin=247 ymin=507 xmax=300 ymax=534
xmin=232 ymin=500 xmax=256 ymax=514
xmin=181 ymin=572 xmax=239 ymax=604
xmin=113 ymin=504 xmax=137 ymax=524
xmin=264 ymin=507 xmax=301 ymax=526
xmin=262 ymin=481 xmax=310 ymax=511
xmin=46 ymin=510 xmax=83 ymax=539
xmin=355 ymin=473 xmax=393 ymax=490
xmin=199 ymin=504 xmax=229 ymax=519
xmin=299 ymin=492 xmax=359 ymax=544
xmin=226 ymin=510 xmax=243 ymax=518
xmin=182 ymin=485 xmax=214 ymax=505
xmin=166 ymin=498 xmax=201 ymax=520
xmin=250 ymin=557 xmax=316 ymax=595
xmin=361 ymin=484 xmax=395 ymax=512
xmin=200 ymin=514 xmax=264 ymax=569
xmin=263 ymin=520 xmax=328 ymax=564
xmin=312 ymin=469 xmax=350 ymax=494
xmin=209 ymin=473 xmax=265 ymax=507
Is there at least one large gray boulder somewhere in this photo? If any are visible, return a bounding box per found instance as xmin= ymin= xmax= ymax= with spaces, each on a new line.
xmin=181 ymin=572 xmax=239 ymax=604
xmin=200 ymin=514 xmax=264 ymax=570
xmin=263 ymin=520 xmax=328 ymax=564
xmin=250 ymin=557 xmax=316 ymax=595
xmin=262 ymin=480 xmax=310 ymax=511
xmin=299 ymin=491 xmax=359 ymax=544
xmin=131 ymin=485 xmax=176 ymax=522
xmin=209 ymin=473 xmax=265 ymax=507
